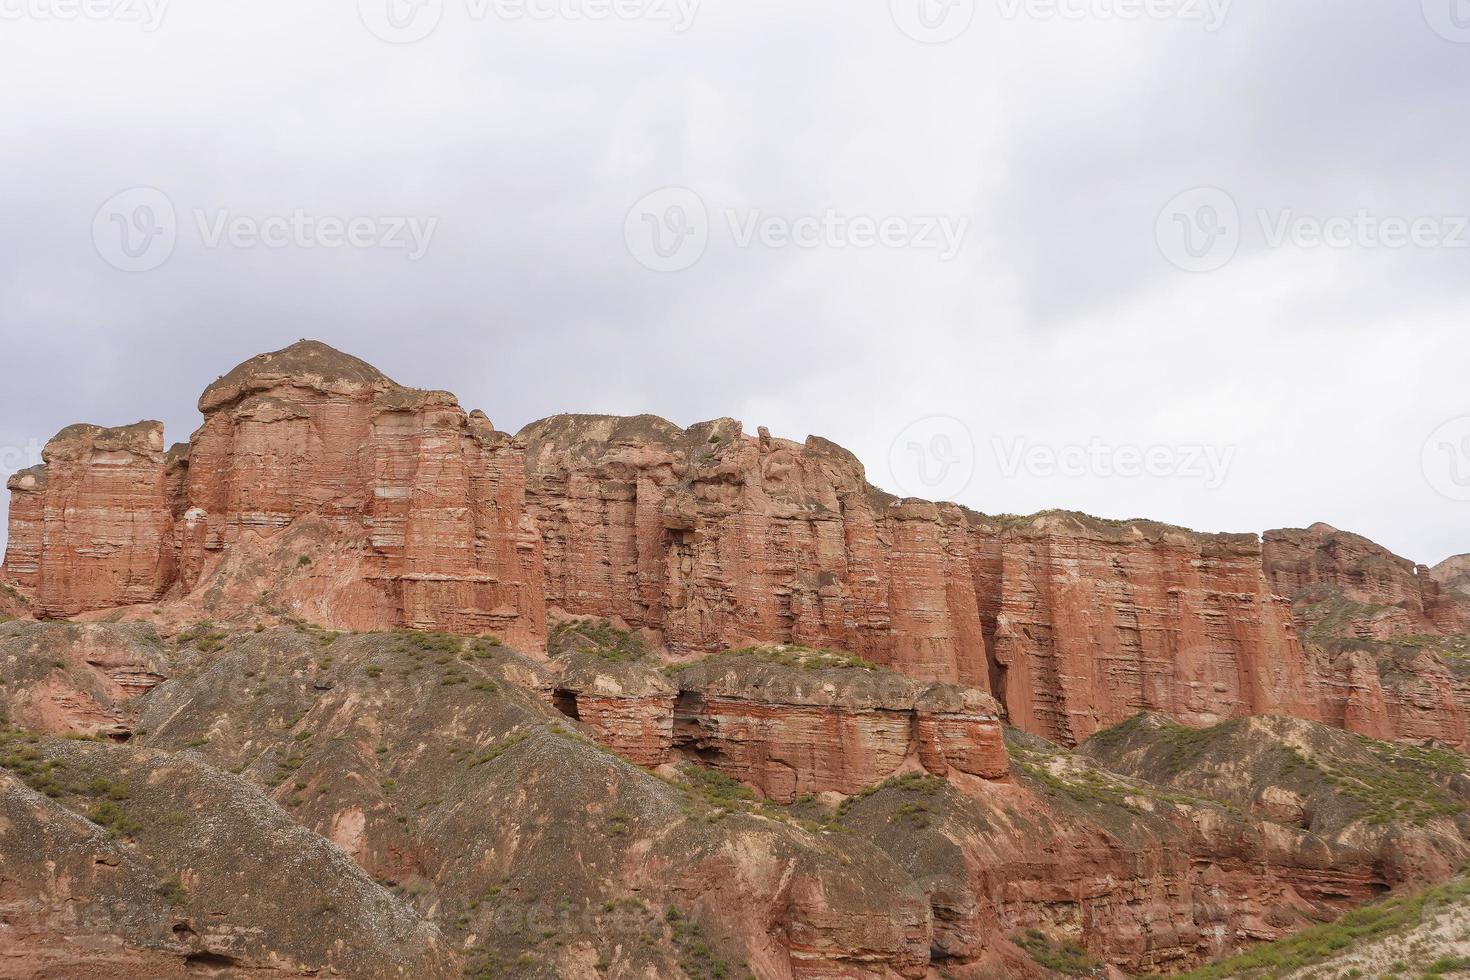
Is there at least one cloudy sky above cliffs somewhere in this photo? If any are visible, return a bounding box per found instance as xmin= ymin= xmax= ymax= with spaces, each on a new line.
xmin=0 ymin=1 xmax=1467 ymax=564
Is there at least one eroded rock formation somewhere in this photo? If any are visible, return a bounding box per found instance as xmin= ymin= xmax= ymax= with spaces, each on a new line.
xmin=669 ymin=654 xmax=1006 ymax=802
xmin=2 ymin=341 xmax=1465 ymax=762
xmin=2 ymin=423 xmax=174 ymax=618
xmin=2 ymin=342 xmax=545 ymax=649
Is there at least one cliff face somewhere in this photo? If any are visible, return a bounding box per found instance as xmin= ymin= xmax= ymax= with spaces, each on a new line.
xmin=990 ymin=513 xmax=1319 ymax=746
xmin=521 ymin=415 xmax=1317 ymax=747
xmin=520 ymin=415 xmax=991 ymax=687
xmin=3 ymin=341 xmax=1464 ymax=759
xmin=3 ymin=423 xmax=175 ymax=618
xmin=1264 ymin=524 xmax=1468 ymax=637
xmin=2 ymin=342 xmax=545 ymax=649
xmin=1263 ymin=524 xmax=1470 ymax=749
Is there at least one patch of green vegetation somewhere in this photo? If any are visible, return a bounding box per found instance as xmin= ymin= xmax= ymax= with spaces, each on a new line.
xmin=675 ymin=763 xmax=757 ymax=816
xmin=1177 ymin=877 xmax=1470 ymax=979
xmin=665 ymin=906 xmax=750 ymax=980
xmin=86 ymin=800 xmax=142 ymax=836
xmin=470 ymin=733 xmax=527 ymax=768
xmin=177 ymin=621 xmax=229 ymax=653
xmin=549 ymin=618 xmax=650 ymax=663
xmin=156 ymin=875 xmax=188 ymax=905
xmin=0 ymin=727 xmax=66 ymax=796
xmin=1329 ymin=736 xmax=1468 ymax=827
xmin=1013 ymin=928 xmax=1104 ymax=976
xmin=394 ymin=631 xmax=463 ymax=655
xmin=1008 ymin=741 xmax=1144 ymax=813
xmin=667 ymin=644 xmax=880 ymax=676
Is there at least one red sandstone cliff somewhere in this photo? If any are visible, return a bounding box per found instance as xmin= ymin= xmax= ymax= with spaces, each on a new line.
xmin=520 ymin=415 xmax=1318 ymax=746
xmin=1 ymin=342 xmax=545 ymax=648
xmin=4 ymin=341 xmax=1465 ymax=757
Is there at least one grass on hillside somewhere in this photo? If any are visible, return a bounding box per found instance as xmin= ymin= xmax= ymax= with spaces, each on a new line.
xmin=1176 ymin=877 xmax=1470 ymax=979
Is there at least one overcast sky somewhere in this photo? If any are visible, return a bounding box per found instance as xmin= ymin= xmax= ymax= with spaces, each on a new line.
xmin=1 ymin=0 xmax=1467 ymax=565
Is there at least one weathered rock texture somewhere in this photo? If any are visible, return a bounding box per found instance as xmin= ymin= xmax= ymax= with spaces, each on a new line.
xmin=2 ymin=342 xmax=545 ymax=649
xmin=670 ymin=652 xmax=1007 ymax=802
xmin=989 ymin=512 xmax=1319 ymax=746
xmin=521 ymin=415 xmax=992 ymax=687
xmin=521 ymin=415 xmax=1319 ymax=747
xmin=5 ymin=342 xmax=1468 ymax=762
xmin=1265 ymin=524 xmax=1469 ymax=637
xmin=551 ymin=654 xmax=677 ymax=766
xmin=0 ymin=621 xmax=167 ymax=738
xmin=1264 ymin=524 xmax=1470 ymax=750
xmin=3 ymin=423 xmax=175 ymax=618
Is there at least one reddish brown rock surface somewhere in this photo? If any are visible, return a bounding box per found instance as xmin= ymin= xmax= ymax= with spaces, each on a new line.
xmin=2 ymin=342 xmax=545 ymax=649
xmin=520 ymin=415 xmax=991 ymax=687
xmin=669 ymin=650 xmax=1006 ymax=802
xmin=4 ymin=341 xmax=1468 ymax=765
xmin=2 ymin=423 xmax=175 ymax=619
xmin=1265 ymin=524 xmax=1469 ymax=637
xmin=989 ymin=512 xmax=1319 ymax=746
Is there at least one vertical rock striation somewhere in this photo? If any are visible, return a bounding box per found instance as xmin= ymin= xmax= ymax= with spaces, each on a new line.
xmin=2 ymin=422 xmax=174 ymax=618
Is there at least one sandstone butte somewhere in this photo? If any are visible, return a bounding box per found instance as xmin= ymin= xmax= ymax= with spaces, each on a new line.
xmin=3 ymin=340 xmax=1467 ymax=755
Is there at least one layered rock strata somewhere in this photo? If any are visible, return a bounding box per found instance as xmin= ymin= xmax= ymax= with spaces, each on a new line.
xmin=2 ymin=423 xmax=174 ymax=618
xmin=2 ymin=343 xmax=545 ymax=648
xmin=668 ymin=652 xmax=1007 ymax=802
xmin=520 ymin=414 xmax=1319 ymax=746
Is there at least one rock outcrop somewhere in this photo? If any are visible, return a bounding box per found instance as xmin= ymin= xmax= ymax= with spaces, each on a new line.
xmin=1264 ymin=524 xmax=1468 ymax=637
xmin=521 ymin=415 xmax=1319 ymax=747
xmin=3 ymin=342 xmax=1466 ymax=762
xmin=2 ymin=423 xmax=175 ymax=618
xmin=2 ymin=342 xmax=546 ymax=649
xmin=669 ymin=649 xmax=1007 ymax=802
xmin=520 ymin=415 xmax=992 ymax=688
xmin=0 ymin=621 xmax=167 ymax=738
xmin=989 ymin=512 xmax=1320 ymax=746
